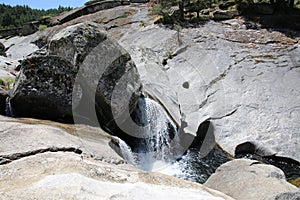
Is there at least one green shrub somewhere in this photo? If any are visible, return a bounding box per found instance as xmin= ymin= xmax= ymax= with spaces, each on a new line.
xmin=38 ymin=24 xmax=47 ymax=31
xmin=140 ymin=21 xmax=146 ymax=27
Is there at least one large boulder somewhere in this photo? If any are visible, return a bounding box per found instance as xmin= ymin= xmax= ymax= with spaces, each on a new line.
xmin=10 ymin=22 xmax=142 ymax=128
xmin=10 ymin=56 xmax=76 ymax=122
xmin=48 ymin=22 xmax=107 ymax=66
xmin=0 ymin=115 xmax=233 ymax=200
xmin=204 ymin=159 xmax=300 ymax=200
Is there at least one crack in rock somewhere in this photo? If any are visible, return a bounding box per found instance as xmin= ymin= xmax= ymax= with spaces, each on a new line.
xmin=198 ymin=90 xmax=219 ymax=110
xmin=209 ymin=107 xmax=239 ymax=120
xmin=107 ymin=21 xmax=142 ymax=30
xmin=290 ymin=65 xmax=300 ymax=70
xmin=207 ymin=64 xmax=233 ymax=88
xmin=0 ymin=147 xmax=83 ymax=165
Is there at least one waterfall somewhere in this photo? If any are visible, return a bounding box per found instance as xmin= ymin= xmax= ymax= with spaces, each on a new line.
xmin=117 ymin=137 xmax=137 ymax=165
xmin=116 ymin=97 xmax=181 ymax=172
xmin=110 ymin=97 xmax=231 ymax=184
xmin=5 ymin=97 xmax=14 ymax=117
xmin=133 ymin=97 xmax=179 ymax=171
xmin=111 ymin=136 xmax=137 ymax=165
xmin=5 ymin=90 xmax=14 ymax=117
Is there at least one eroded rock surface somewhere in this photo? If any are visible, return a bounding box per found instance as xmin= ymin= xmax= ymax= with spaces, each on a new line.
xmin=0 ymin=115 xmax=233 ymax=200
xmin=118 ymin=16 xmax=300 ymax=161
xmin=0 ymin=3 xmax=299 ymax=199
xmin=204 ymin=159 xmax=300 ymax=200
xmin=0 ymin=34 xmax=39 ymax=60
xmin=7 ymin=3 xmax=296 ymax=164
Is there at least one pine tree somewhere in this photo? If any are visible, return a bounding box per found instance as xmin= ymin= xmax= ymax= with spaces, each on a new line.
xmin=0 ymin=4 xmax=73 ymax=30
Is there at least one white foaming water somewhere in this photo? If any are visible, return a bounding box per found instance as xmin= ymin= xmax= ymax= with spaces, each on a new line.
xmin=115 ymin=98 xmax=229 ymax=183
xmin=114 ymin=136 xmax=137 ymax=165
xmin=116 ymin=97 xmax=182 ymax=174
xmin=158 ymin=152 xmax=193 ymax=180
xmin=158 ymin=161 xmax=185 ymax=178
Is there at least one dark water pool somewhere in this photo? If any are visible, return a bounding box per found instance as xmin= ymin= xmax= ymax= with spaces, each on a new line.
xmin=236 ymin=153 xmax=300 ymax=180
xmin=173 ymin=146 xmax=232 ymax=184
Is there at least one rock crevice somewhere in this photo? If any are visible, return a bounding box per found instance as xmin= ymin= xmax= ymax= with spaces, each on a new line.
xmin=0 ymin=147 xmax=83 ymax=165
